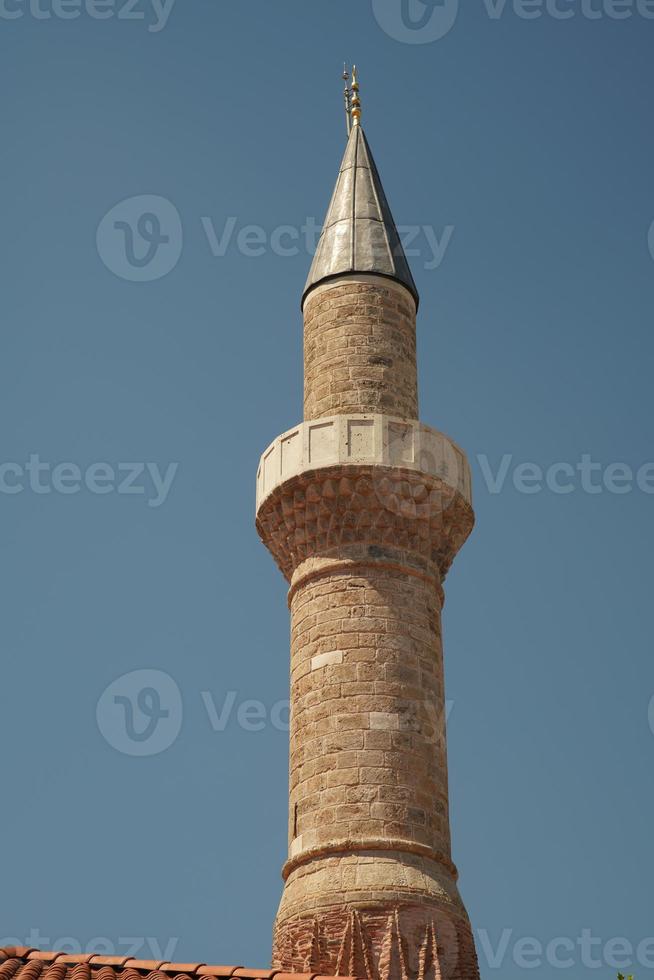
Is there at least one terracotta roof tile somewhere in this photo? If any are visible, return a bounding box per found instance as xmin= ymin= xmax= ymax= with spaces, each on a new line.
xmin=68 ymin=967 xmax=90 ymax=980
xmin=119 ymin=965 xmax=165 ymax=974
xmin=87 ymin=961 xmax=132 ymax=970
xmin=271 ymin=974 xmax=315 ymax=980
xmin=0 ymin=960 xmax=22 ymax=980
xmin=41 ymin=965 xmax=67 ymax=980
xmin=196 ymin=969 xmax=241 ymax=978
xmin=90 ymin=970 xmax=115 ymax=980
xmin=232 ymin=971 xmax=278 ymax=979
xmin=0 ymin=950 xmax=363 ymax=980
xmin=160 ymin=967 xmax=206 ymax=975
xmin=15 ymin=963 xmax=45 ymax=979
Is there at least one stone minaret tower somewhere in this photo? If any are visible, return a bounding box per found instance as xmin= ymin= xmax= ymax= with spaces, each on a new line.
xmin=256 ymin=77 xmax=480 ymax=980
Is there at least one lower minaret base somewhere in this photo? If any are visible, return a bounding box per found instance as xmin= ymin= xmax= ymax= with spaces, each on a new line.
xmin=272 ymin=851 xmax=479 ymax=980
xmin=256 ymin=415 xmax=479 ymax=980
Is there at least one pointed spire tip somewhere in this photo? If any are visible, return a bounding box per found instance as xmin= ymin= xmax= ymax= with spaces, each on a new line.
xmin=342 ymin=64 xmax=352 ymax=139
xmin=351 ymin=65 xmax=362 ymax=127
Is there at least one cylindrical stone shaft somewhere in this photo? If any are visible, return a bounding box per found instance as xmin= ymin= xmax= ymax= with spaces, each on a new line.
xmin=258 ymin=273 xmax=480 ymax=979
xmin=303 ymin=277 xmax=419 ymax=422
xmin=287 ymin=557 xmax=450 ymax=863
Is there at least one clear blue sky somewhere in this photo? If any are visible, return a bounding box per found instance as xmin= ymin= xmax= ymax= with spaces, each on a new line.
xmin=1 ymin=3 xmax=653 ymax=978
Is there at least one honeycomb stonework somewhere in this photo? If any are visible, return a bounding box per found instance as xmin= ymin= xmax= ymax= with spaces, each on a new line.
xmin=258 ymin=261 xmax=479 ymax=978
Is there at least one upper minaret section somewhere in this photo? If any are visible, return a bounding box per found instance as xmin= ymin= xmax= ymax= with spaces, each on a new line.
xmin=302 ymin=76 xmax=421 ymax=422
xmin=302 ymin=123 xmax=419 ymax=310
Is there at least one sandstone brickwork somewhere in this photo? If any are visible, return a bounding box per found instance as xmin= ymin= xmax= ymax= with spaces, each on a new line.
xmin=287 ymin=555 xmax=451 ymax=859
xmin=303 ymin=277 xmax=418 ymax=422
xmin=258 ymin=267 xmax=479 ymax=979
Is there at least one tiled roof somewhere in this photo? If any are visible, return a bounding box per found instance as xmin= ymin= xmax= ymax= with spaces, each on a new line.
xmin=0 ymin=950 xmax=359 ymax=980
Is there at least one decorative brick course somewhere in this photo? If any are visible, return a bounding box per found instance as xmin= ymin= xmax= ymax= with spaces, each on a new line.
xmin=272 ymin=858 xmax=480 ymax=980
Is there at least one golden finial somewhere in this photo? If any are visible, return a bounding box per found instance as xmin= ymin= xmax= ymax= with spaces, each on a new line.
xmin=343 ymin=64 xmax=352 ymax=138
xmin=351 ymin=65 xmax=362 ymax=127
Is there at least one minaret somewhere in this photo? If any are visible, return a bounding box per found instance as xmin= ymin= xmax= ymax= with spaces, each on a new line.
xmin=256 ymin=72 xmax=480 ymax=980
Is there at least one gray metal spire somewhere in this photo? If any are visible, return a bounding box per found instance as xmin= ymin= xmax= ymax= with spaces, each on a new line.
xmin=302 ymin=124 xmax=419 ymax=309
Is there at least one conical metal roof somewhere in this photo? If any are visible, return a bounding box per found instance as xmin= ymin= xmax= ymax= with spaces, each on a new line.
xmin=302 ymin=125 xmax=419 ymax=309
